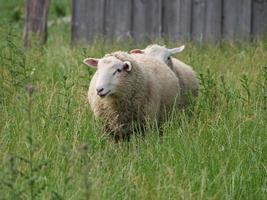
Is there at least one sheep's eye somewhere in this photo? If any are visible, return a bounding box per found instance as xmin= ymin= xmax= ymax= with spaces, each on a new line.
xmin=167 ymin=57 xmax=171 ymax=60
xmin=113 ymin=68 xmax=121 ymax=75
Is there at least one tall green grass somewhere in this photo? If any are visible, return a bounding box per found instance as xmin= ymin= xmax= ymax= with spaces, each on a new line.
xmin=1 ymin=13 xmax=267 ymax=200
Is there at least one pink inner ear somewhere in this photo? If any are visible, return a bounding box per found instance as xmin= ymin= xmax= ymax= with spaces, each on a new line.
xmin=84 ymin=58 xmax=98 ymax=68
xmin=130 ymin=49 xmax=144 ymax=54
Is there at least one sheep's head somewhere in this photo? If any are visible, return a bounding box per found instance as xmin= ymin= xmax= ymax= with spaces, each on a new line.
xmin=130 ymin=44 xmax=185 ymax=67
xmin=84 ymin=56 xmax=132 ymax=98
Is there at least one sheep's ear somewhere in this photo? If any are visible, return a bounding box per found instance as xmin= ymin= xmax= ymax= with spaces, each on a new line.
xmin=129 ymin=49 xmax=144 ymax=54
xmin=122 ymin=61 xmax=132 ymax=72
xmin=83 ymin=58 xmax=99 ymax=68
xmin=168 ymin=45 xmax=185 ymax=55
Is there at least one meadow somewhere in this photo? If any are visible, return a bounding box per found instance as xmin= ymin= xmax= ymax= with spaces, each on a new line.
xmin=1 ymin=1 xmax=267 ymax=199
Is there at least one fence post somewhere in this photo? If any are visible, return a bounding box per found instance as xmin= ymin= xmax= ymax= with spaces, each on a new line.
xmin=23 ymin=0 xmax=50 ymax=47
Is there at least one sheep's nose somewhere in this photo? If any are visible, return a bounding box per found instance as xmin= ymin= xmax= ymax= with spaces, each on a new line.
xmin=96 ymin=87 xmax=104 ymax=94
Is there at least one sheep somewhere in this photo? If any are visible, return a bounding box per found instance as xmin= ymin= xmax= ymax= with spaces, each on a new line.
xmin=130 ymin=44 xmax=199 ymax=106
xmin=83 ymin=51 xmax=181 ymax=141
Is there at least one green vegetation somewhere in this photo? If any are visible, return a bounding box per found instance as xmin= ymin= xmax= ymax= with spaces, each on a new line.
xmin=0 ymin=1 xmax=267 ymax=199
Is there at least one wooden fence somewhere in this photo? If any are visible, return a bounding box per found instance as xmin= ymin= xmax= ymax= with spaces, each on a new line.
xmin=71 ymin=0 xmax=267 ymax=43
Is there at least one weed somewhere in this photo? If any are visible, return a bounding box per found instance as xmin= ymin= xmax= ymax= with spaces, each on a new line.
xmin=240 ymin=74 xmax=252 ymax=103
xmin=262 ymin=65 xmax=267 ymax=110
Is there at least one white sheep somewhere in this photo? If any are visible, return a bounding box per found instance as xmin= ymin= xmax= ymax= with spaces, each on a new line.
xmin=83 ymin=51 xmax=181 ymax=141
xmin=130 ymin=44 xmax=199 ymax=106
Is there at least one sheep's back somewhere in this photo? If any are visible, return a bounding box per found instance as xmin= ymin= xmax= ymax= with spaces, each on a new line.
xmin=172 ymin=58 xmax=199 ymax=104
xmin=132 ymin=54 xmax=181 ymax=118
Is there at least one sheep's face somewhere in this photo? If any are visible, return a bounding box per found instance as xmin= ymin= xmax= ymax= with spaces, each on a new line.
xmin=144 ymin=45 xmax=170 ymax=64
xmin=130 ymin=45 xmax=185 ymax=66
xmin=83 ymin=56 xmax=132 ymax=98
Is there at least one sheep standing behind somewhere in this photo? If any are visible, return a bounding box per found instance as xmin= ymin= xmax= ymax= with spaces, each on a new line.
xmin=84 ymin=51 xmax=181 ymax=141
xmin=130 ymin=44 xmax=199 ymax=106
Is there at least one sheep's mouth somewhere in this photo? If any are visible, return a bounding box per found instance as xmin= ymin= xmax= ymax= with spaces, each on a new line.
xmin=99 ymin=90 xmax=111 ymax=98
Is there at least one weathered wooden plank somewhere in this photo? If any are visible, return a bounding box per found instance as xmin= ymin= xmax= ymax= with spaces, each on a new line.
xmin=192 ymin=0 xmax=222 ymax=42
xmin=205 ymin=0 xmax=222 ymax=41
xmin=191 ymin=0 xmax=206 ymax=42
xmin=23 ymin=0 xmax=50 ymax=47
xmin=162 ymin=0 xmax=192 ymax=41
xmin=132 ymin=0 xmax=162 ymax=41
xmin=105 ymin=0 xmax=132 ymax=40
xmin=252 ymin=0 xmax=267 ymax=39
xmin=71 ymin=0 xmax=105 ymax=42
xmin=223 ymin=0 xmax=251 ymax=41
